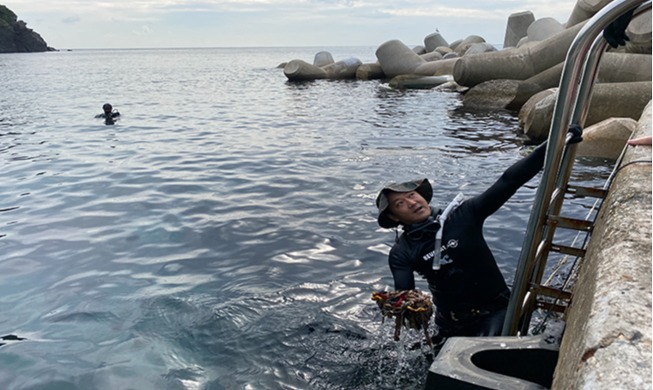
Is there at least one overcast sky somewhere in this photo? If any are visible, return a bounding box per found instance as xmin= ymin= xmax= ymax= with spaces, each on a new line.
xmin=5 ymin=0 xmax=577 ymax=49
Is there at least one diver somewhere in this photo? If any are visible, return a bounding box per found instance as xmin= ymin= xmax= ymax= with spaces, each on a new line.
xmin=95 ymin=103 xmax=120 ymax=125
xmin=374 ymin=125 xmax=583 ymax=350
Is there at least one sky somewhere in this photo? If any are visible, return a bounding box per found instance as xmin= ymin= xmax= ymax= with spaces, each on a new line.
xmin=4 ymin=0 xmax=578 ymax=50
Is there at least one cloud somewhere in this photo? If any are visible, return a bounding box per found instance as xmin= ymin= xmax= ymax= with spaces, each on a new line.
xmin=62 ymin=15 xmax=81 ymax=24
xmin=7 ymin=0 xmax=578 ymax=49
xmin=132 ymin=25 xmax=154 ymax=36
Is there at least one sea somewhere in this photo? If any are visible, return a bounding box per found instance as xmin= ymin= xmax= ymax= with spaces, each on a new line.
xmin=0 ymin=47 xmax=612 ymax=390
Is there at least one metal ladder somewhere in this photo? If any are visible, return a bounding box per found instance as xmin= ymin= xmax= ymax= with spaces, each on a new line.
xmin=503 ymin=0 xmax=652 ymax=336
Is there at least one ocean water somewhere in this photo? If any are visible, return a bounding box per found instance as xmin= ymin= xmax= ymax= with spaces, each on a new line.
xmin=0 ymin=47 xmax=609 ymax=390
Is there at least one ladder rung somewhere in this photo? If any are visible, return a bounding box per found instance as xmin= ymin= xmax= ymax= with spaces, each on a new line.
xmin=532 ymin=284 xmax=572 ymax=301
xmin=536 ymin=301 xmax=568 ymax=313
xmin=528 ymin=285 xmax=572 ymax=313
xmin=546 ymin=215 xmax=593 ymax=231
xmin=550 ymin=185 xmax=606 ymax=207
xmin=550 ymin=243 xmax=586 ymax=258
xmin=567 ymin=185 xmax=607 ymax=199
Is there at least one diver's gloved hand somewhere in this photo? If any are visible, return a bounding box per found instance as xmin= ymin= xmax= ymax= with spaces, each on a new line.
xmin=567 ymin=124 xmax=583 ymax=144
xmin=603 ymin=9 xmax=634 ymax=48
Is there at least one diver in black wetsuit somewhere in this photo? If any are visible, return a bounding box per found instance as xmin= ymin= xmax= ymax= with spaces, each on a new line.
xmin=95 ymin=103 xmax=120 ymax=125
xmin=374 ymin=126 xmax=582 ymax=345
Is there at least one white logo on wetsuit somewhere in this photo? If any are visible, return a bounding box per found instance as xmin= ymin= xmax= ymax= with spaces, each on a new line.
xmin=423 ymin=239 xmax=458 ymax=265
xmin=423 ymin=251 xmax=452 ymax=265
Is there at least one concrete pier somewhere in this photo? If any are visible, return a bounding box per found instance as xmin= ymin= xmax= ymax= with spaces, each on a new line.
xmin=553 ymin=102 xmax=652 ymax=390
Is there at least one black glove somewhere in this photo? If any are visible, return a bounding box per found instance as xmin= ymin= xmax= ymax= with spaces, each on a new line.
xmin=567 ymin=124 xmax=583 ymax=144
xmin=603 ymin=9 xmax=634 ymax=48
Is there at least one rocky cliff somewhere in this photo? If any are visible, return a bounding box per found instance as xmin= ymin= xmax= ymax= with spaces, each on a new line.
xmin=0 ymin=5 xmax=54 ymax=53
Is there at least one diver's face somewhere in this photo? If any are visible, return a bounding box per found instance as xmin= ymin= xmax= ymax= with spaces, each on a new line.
xmin=387 ymin=190 xmax=431 ymax=226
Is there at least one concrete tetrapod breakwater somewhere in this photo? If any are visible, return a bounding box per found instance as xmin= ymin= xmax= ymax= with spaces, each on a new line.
xmin=565 ymin=0 xmax=613 ymax=28
xmin=279 ymin=0 xmax=650 ymax=129
xmin=520 ymin=81 xmax=652 ymax=142
xmin=553 ymin=101 xmax=652 ymax=389
xmin=462 ymin=52 xmax=652 ymax=111
xmin=576 ymin=117 xmax=638 ymax=160
xmin=453 ymin=21 xmax=587 ymax=88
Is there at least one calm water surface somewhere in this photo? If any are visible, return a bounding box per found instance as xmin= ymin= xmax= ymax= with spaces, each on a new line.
xmin=0 ymin=47 xmax=610 ymax=389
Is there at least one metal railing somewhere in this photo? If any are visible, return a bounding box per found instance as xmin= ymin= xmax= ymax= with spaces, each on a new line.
xmin=503 ymin=0 xmax=652 ymax=336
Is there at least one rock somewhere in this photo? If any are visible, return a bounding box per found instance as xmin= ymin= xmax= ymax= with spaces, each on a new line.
xmin=576 ymin=118 xmax=637 ymax=159
xmin=0 ymin=5 xmax=54 ymax=53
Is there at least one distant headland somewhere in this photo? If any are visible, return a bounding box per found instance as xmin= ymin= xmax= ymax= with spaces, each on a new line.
xmin=0 ymin=4 xmax=55 ymax=53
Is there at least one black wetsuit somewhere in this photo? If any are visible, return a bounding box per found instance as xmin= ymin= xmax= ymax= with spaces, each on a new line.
xmin=388 ymin=143 xmax=546 ymax=338
xmin=95 ymin=111 xmax=120 ymax=125
xmin=95 ymin=111 xmax=120 ymax=119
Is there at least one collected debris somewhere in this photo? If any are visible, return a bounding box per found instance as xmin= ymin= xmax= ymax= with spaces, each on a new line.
xmin=371 ymin=290 xmax=433 ymax=347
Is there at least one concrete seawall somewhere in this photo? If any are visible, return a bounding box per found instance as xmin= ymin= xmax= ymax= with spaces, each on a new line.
xmin=553 ymin=102 xmax=652 ymax=389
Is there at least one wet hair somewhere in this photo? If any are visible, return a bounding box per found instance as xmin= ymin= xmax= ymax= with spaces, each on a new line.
xmin=102 ymin=103 xmax=112 ymax=112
